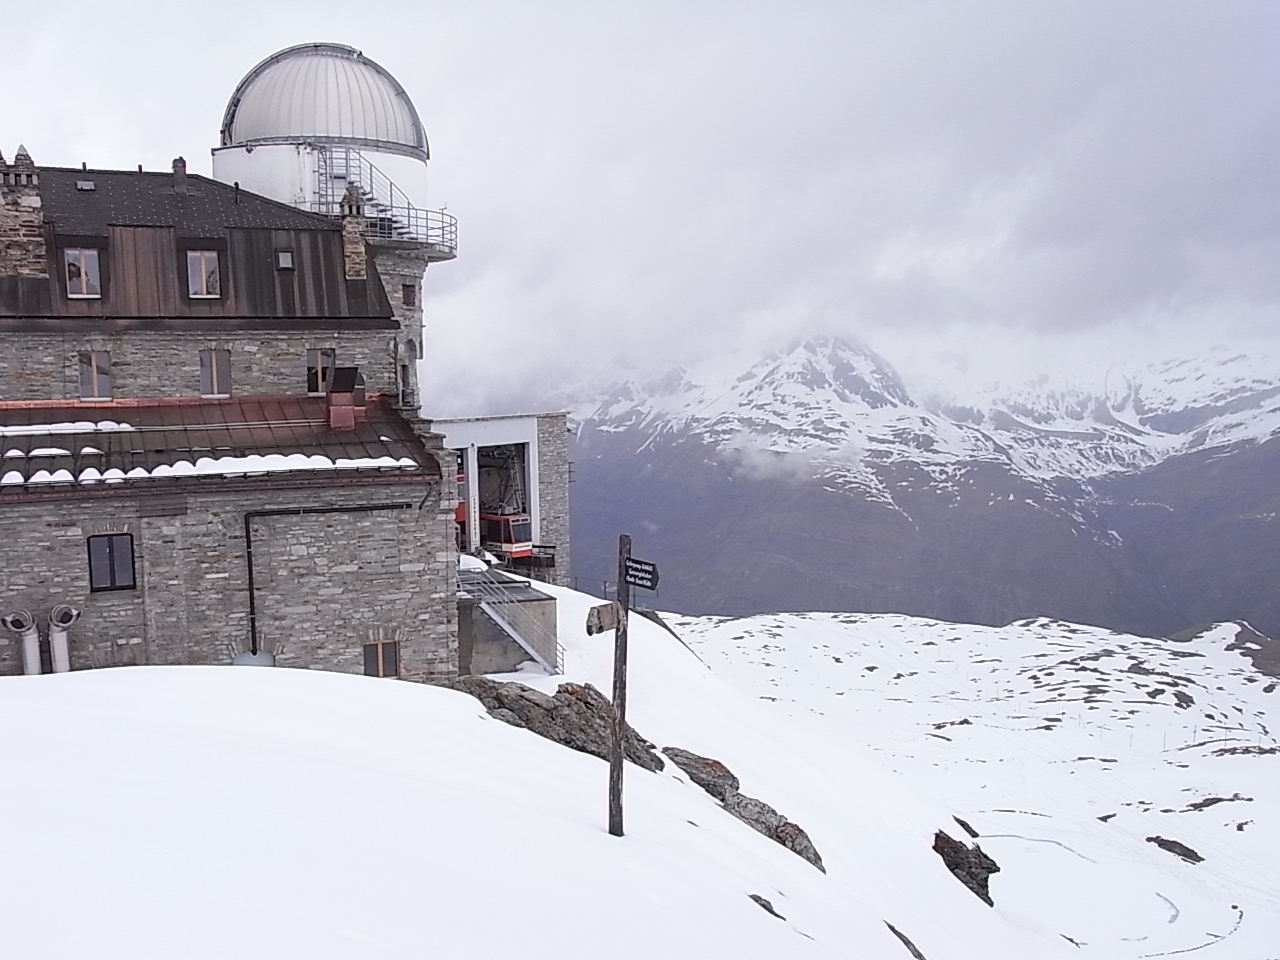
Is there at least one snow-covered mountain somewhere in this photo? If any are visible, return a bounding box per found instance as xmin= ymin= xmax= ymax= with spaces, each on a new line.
xmin=569 ymin=337 xmax=1280 ymax=636
xmin=578 ymin=337 xmax=1280 ymax=492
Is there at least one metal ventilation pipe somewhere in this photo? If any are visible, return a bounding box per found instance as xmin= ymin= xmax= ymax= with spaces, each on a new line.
xmin=48 ymin=605 xmax=81 ymax=674
xmin=2 ymin=611 xmax=41 ymax=676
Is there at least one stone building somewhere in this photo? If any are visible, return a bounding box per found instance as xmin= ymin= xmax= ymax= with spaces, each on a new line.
xmin=0 ymin=148 xmax=457 ymax=679
xmin=0 ymin=43 xmax=571 ymax=679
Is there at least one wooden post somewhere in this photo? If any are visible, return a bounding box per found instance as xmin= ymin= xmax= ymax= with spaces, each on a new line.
xmin=609 ymin=533 xmax=632 ymax=837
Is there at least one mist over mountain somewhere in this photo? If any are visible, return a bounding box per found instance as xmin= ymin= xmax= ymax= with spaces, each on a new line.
xmin=570 ymin=337 xmax=1280 ymax=638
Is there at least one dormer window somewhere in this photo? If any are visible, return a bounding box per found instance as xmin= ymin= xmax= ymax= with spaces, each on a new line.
xmin=64 ymin=249 xmax=101 ymax=298
xmin=186 ymin=250 xmax=221 ymax=298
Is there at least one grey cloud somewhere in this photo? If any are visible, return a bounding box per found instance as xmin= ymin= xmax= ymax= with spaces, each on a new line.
xmin=11 ymin=0 xmax=1280 ymax=414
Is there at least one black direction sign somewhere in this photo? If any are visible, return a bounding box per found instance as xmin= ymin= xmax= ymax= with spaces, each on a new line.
xmin=623 ymin=556 xmax=659 ymax=590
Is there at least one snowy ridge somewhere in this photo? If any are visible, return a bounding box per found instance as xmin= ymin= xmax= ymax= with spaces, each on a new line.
xmin=578 ymin=337 xmax=1280 ymax=489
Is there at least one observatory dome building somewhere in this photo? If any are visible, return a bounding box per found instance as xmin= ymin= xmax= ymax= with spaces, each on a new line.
xmin=213 ymin=42 xmax=457 ymax=412
xmin=0 ymin=41 xmax=571 ymax=685
xmin=219 ymin=42 xmax=430 ymax=161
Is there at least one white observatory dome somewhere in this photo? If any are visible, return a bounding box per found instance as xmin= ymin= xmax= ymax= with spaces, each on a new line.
xmin=219 ymin=43 xmax=429 ymax=161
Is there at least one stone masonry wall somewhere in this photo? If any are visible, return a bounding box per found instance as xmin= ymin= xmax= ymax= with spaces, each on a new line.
xmin=369 ymin=244 xmax=429 ymax=408
xmin=0 ymin=481 xmax=458 ymax=680
xmin=0 ymin=150 xmax=48 ymax=278
xmin=0 ymin=328 xmax=399 ymax=401
xmin=537 ymin=413 xmax=572 ymax=586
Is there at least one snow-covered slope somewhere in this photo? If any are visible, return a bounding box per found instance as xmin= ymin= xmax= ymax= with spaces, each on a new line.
xmin=1 ymin=622 xmax=1071 ymax=959
xmin=5 ymin=581 xmax=1278 ymax=957
xmin=666 ymin=609 xmax=1280 ymax=957
xmin=577 ymin=338 xmax=1280 ymax=488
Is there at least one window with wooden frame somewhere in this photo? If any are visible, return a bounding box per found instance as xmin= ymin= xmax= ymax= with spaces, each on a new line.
xmin=186 ymin=250 xmax=221 ymax=298
xmin=64 ymin=248 xmax=101 ymax=298
xmin=306 ymin=348 xmax=335 ymax=395
xmin=78 ymin=350 xmax=112 ymax=400
xmin=199 ymin=348 xmax=231 ymax=397
xmin=363 ymin=640 xmax=399 ymax=678
xmin=87 ymin=533 xmax=136 ymax=591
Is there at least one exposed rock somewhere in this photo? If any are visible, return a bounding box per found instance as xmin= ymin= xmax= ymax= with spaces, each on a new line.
xmin=724 ymin=791 xmax=786 ymax=835
xmin=953 ymin=816 xmax=979 ymax=838
xmin=435 ymin=677 xmax=664 ymax=772
xmin=884 ymin=922 xmax=929 ymax=959
xmin=1185 ymin=793 xmax=1253 ymax=812
xmin=662 ymin=746 xmax=739 ymax=800
xmin=748 ymin=894 xmax=785 ymax=920
xmin=1146 ymin=835 xmax=1204 ymax=863
xmin=933 ymin=830 xmax=1000 ymax=906
xmin=663 ymin=746 xmax=825 ymax=872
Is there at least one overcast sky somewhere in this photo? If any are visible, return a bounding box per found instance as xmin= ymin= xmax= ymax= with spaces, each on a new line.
xmin=10 ymin=1 xmax=1280 ymax=413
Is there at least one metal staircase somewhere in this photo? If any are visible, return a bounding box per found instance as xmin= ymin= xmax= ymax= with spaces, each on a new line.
xmin=312 ymin=146 xmax=457 ymax=259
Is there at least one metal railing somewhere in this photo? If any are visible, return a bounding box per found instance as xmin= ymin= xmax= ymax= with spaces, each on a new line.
xmin=462 ymin=573 xmax=564 ymax=674
xmin=312 ymin=146 xmax=457 ymax=256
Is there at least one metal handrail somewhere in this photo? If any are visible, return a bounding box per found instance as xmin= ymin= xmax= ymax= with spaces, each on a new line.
xmin=462 ymin=573 xmax=564 ymax=674
xmin=312 ymin=146 xmax=457 ymax=253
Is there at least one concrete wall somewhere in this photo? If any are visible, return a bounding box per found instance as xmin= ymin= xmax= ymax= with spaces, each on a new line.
xmin=0 ymin=328 xmax=399 ymax=401
xmin=0 ymin=480 xmax=458 ymax=680
xmin=457 ymin=596 xmax=529 ymax=675
xmin=456 ymin=591 xmax=559 ymax=676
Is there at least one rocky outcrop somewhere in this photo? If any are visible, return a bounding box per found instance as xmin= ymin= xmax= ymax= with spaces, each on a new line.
xmin=884 ymin=922 xmax=929 ymax=960
xmin=436 ymin=677 xmax=664 ymax=772
xmin=663 ymin=746 xmax=825 ymax=873
xmin=1146 ymin=835 xmax=1204 ymax=863
xmin=748 ymin=894 xmax=785 ymax=920
xmin=662 ymin=746 xmax=739 ymax=799
xmin=932 ymin=830 xmax=1000 ymax=906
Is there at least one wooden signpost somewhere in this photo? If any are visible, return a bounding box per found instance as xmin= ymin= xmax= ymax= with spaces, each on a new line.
xmin=598 ymin=533 xmax=659 ymax=838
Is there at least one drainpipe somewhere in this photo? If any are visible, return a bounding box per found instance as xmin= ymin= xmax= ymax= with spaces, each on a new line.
xmin=48 ymin=605 xmax=80 ymax=674
xmin=2 ymin=610 xmax=41 ymax=676
xmin=242 ymin=502 xmax=415 ymax=657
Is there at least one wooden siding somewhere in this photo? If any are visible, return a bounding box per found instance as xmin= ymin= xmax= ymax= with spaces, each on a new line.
xmin=24 ymin=225 xmax=381 ymax=320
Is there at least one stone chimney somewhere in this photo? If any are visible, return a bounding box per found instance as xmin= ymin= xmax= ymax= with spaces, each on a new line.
xmin=172 ymin=156 xmax=187 ymax=195
xmin=340 ymin=184 xmax=367 ymax=280
xmin=0 ymin=145 xmax=48 ymax=278
xmin=327 ymin=367 xmax=367 ymax=431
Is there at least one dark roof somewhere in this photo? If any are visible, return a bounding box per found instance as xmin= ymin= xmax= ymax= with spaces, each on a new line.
xmin=40 ymin=167 xmax=338 ymax=237
xmin=0 ymin=395 xmax=440 ymax=492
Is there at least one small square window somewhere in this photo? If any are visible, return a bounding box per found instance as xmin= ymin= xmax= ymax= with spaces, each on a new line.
xmin=307 ymin=348 xmax=335 ymax=395
xmin=401 ymin=283 xmax=417 ymax=307
xmin=200 ymin=348 xmax=231 ymax=397
xmin=88 ymin=534 xmax=136 ymax=591
xmin=363 ymin=640 xmax=400 ymax=678
xmin=276 ymin=249 xmax=295 ymax=270
xmin=186 ymin=250 xmax=221 ymax=298
xmin=64 ymin=248 xmax=101 ymax=298
xmin=78 ymin=350 xmax=112 ymax=400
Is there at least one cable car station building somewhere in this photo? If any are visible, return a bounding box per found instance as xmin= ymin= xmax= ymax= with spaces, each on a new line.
xmin=0 ymin=43 xmax=570 ymax=680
